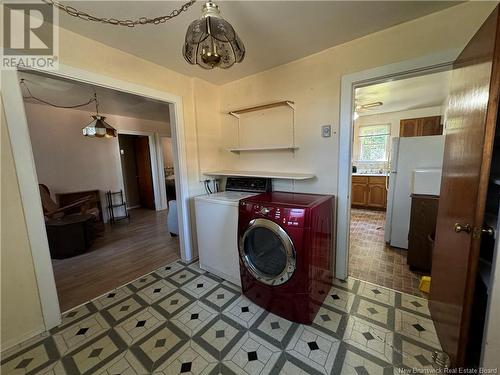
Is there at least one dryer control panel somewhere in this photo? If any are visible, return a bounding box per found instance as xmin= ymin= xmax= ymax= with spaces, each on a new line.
xmin=241 ymin=202 xmax=306 ymax=228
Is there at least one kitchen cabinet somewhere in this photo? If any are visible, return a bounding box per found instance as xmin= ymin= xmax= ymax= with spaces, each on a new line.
xmin=400 ymin=116 xmax=442 ymax=137
xmin=351 ymin=176 xmax=368 ymax=206
xmin=407 ymin=194 xmax=439 ymax=272
xmin=351 ymin=176 xmax=387 ymax=210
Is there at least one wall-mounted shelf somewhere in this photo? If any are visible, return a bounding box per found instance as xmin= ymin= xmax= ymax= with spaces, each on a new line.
xmin=203 ymin=170 xmax=315 ymax=180
xmin=228 ymin=101 xmax=294 ymax=119
xmin=228 ymin=146 xmax=299 ymax=154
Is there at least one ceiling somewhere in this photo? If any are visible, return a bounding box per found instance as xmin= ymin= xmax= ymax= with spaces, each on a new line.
xmin=354 ymin=70 xmax=452 ymax=116
xmin=56 ymin=1 xmax=460 ymax=84
xmin=19 ymin=71 xmax=171 ymax=123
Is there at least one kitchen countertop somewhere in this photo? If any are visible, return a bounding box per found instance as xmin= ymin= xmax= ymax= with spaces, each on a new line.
xmin=352 ymin=173 xmax=388 ymax=177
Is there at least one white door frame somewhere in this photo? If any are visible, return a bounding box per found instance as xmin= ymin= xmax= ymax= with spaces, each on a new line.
xmin=335 ymin=49 xmax=459 ymax=279
xmin=116 ymin=130 xmax=168 ymax=212
xmin=2 ymin=64 xmax=193 ymax=330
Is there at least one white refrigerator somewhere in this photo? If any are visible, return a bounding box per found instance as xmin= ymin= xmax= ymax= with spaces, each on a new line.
xmin=384 ymin=135 xmax=445 ymax=249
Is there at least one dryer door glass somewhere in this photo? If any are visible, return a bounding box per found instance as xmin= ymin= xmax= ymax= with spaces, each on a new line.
xmin=240 ymin=218 xmax=296 ymax=286
xmin=245 ymin=226 xmax=287 ymax=276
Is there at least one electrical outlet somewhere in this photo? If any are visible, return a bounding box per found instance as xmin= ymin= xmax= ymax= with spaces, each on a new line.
xmin=322 ymin=125 xmax=332 ymax=138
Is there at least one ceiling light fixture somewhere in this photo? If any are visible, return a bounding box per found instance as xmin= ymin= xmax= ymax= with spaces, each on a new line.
xmin=20 ymin=79 xmax=117 ymax=139
xmin=183 ymin=1 xmax=245 ymax=69
xmin=82 ymin=93 xmax=118 ymax=138
xmin=42 ymin=0 xmax=244 ymax=70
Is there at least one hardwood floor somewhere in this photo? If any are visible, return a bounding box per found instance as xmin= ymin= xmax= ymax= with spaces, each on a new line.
xmin=52 ymin=208 xmax=180 ymax=312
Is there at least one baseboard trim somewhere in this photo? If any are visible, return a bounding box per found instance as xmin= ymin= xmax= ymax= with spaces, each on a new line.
xmin=0 ymin=326 xmax=46 ymax=353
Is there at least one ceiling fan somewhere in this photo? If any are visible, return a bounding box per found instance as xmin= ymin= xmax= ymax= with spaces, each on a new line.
xmin=355 ymin=101 xmax=383 ymax=111
xmin=353 ymin=101 xmax=383 ymax=120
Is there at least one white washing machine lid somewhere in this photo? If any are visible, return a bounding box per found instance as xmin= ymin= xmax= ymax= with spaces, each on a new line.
xmin=195 ymin=191 xmax=259 ymax=206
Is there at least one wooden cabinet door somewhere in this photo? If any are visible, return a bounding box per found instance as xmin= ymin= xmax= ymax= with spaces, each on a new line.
xmin=400 ymin=118 xmax=419 ymax=137
xmin=429 ymin=7 xmax=499 ymax=367
xmin=407 ymin=195 xmax=439 ymax=272
xmin=351 ymin=183 xmax=368 ymax=206
xmin=420 ymin=116 xmax=443 ymax=136
xmin=367 ymin=184 xmax=387 ymax=209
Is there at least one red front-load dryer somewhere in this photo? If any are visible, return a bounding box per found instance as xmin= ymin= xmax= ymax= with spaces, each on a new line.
xmin=238 ymin=192 xmax=334 ymax=324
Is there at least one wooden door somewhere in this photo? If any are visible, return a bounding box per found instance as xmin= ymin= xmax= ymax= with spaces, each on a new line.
xmin=430 ymin=7 xmax=499 ymax=367
xmin=134 ymin=136 xmax=155 ymax=209
xmin=419 ymin=116 xmax=443 ymax=136
xmin=400 ymin=118 xmax=419 ymax=137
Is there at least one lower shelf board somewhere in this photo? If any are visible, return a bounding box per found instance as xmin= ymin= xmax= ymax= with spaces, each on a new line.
xmin=203 ymin=169 xmax=315 ymax=180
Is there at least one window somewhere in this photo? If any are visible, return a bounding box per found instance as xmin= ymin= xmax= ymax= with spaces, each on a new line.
xmin=358 ymin=124 xmax=390 ymax=161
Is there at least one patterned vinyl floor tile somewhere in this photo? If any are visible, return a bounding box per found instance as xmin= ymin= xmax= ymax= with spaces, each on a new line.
xmin=1 ymin=260 xmax=442 ymax=375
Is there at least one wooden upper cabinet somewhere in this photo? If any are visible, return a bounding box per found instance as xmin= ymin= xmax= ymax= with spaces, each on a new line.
xmin=400 ymin=118 xmax=420 ymax=137
xmin=400 ymin=116 xmax=442 ymax=137
xmin=420 ymin=116 xmax=443 ymax=136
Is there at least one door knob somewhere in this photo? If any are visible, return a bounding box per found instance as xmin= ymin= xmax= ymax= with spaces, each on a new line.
xmin=454 ymin=223 xmax=471 ymax=233
xmin=481 ymin=227 xmax=494 ymax=236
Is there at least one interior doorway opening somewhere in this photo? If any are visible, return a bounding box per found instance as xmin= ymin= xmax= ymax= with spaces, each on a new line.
xmin=118 ymin=134 xmax=155 ymax=210
xmin=347 ymin=69 xmax=452 ymax=298
xmin=17 ymin=70 xmax=182 ymax=312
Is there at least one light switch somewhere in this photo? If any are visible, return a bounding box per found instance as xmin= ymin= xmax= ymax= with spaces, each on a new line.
xmin=322 ymin=125 xmax=331 ymax=138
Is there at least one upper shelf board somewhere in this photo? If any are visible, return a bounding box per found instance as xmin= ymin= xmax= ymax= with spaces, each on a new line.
xmin=228 ymin=101 xmax=294 ymax=118
xmin=228 ymin=146 xmax=299 ymax=153
xmin=203 ymin=169 xmax=314 ymax=180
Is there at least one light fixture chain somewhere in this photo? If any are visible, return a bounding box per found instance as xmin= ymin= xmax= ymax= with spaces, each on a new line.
xmin=41 ymin=0 xmax=197 ymax=27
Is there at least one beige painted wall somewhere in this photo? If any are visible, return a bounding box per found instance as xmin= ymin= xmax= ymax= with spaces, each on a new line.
xmin=352 ymin=105 xmax=444 ymax=170
xmin=219 ymin=2 xmax=495 ymax=194
xmin=161 ymin=137 xmax=174 ymax=168
xmin=25 ymin=102 xmax=170 ymax=221
xmin=1 ymin=98 xmax=45 ymax=349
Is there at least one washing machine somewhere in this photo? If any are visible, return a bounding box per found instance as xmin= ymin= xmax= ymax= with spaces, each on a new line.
xmin=238 ymin=192 xmax=334 ymax=324
xmin=195 ymin=177 xmax=271 ymax=286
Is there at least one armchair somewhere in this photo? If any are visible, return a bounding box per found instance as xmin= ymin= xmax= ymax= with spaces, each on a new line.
xmin=39 ymin=184 xmax=99 ymax=220
xmin=39 ymin=184 xmax=101 ymax=258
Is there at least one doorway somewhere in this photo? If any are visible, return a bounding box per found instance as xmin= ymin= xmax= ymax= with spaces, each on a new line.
xmin=118 ymin=134 xmax=155 ymax=210
xmin=348 ymin=70 xmax=451 ymax=297
xmin=2 ymin=66 xmax=193 ymax=328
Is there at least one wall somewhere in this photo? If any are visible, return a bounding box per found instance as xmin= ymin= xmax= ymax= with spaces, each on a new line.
xmin=161 ymin=137 xmax=174 ymax=168
xmin=1 ymin=98 xmax=45 ymax=349
xmin=219 ymin=2 xmax=495 ymax=194
xmin=352 ymin=106 xmax=444 ymax=170
xmin=24 ymin=102 xmax=171 ymax=221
